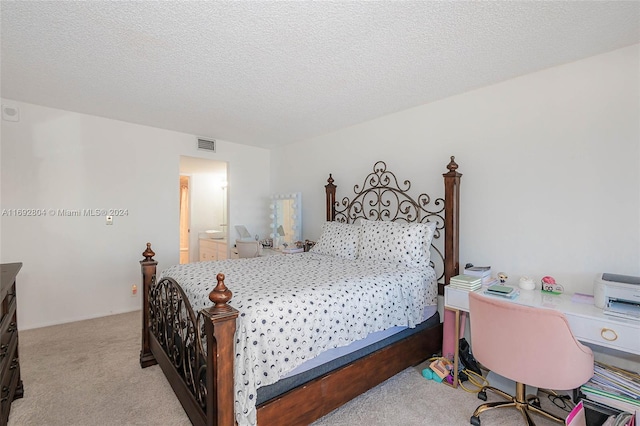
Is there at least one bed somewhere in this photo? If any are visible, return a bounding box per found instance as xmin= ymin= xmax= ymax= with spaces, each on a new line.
xmin=139 ymin=157 xmax=462 ymax=426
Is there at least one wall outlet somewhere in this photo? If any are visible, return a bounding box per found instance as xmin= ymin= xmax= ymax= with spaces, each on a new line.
xmin=131 ymin=284 xmax=137 ymax=296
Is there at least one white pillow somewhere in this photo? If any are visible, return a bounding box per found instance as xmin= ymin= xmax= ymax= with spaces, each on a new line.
xmin=358 ymin=219 xmax=436 ymax=268
xmin=310 ymin=221 xmax=361 ymax=259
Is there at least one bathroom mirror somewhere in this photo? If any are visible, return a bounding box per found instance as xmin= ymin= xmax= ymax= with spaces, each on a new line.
xmin=269 ymin=193 xmax=302 ymax=248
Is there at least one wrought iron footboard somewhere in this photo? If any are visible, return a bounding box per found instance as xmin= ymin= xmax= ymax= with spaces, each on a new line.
xmin=149 ymin=276 xmax=209 ymax=411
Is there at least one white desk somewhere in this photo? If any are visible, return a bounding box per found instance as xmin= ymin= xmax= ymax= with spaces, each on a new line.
xmin=259 ymin=248 xmax=283 ymax=256
xmin=444 ymin=286 xmax=640 ymax=388
xmin=261 ymin=248 xmax=305 ymax=256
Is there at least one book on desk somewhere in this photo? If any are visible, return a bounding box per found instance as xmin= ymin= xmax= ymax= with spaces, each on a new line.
xmin=464 ymin=265 xmax=498 ymax=286
xmin=449 ymin=274 xmax=482 ymax=291
xmin=281 ymin=247 xmax=304 ymax=254
xmin=484 ymin=284 xmax=520 ymax=299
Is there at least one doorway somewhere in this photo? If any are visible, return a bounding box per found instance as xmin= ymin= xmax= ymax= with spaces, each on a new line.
xmin=179 ymin=175 xmax=190 ymax=264
xmin=179 ymin=157 xmax=228 ymax=263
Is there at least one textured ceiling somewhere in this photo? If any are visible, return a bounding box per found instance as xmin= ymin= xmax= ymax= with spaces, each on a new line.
xmin=2 ymin=1 xmax=639 ymax=149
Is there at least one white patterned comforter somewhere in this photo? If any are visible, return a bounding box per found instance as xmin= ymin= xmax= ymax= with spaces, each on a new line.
xmin=160 ymin=252 xmax=437 ymax=426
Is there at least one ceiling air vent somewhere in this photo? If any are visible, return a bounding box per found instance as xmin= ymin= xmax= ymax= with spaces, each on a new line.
xmin=197 ymin=138 xmax=216 ymax=152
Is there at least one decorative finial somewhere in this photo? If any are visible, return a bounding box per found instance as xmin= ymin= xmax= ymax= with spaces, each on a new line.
xmin=446 ymin=156 xmax=458 ymax=172
xmin=209 ymin=273 xmax=233 ymax=312
xmin=327 ymin=174 xmax=334 ymax=185
xmin=142 ymin=243 xmax=155 ymax=261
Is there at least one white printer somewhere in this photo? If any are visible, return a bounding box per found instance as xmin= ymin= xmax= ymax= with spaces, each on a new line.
xmin=594 ymin=273 xmax=640 ymax=321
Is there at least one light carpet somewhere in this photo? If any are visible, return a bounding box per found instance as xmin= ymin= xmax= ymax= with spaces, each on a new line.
xmin=8 ymin=311 xmax=570 ymax=425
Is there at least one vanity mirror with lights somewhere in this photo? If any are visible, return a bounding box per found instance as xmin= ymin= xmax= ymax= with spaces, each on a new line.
xmin=269 ymin=193 xmax=302 ymax=248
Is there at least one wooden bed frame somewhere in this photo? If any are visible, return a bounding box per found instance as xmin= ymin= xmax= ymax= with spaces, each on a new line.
xmin=139 ymin=157 xmax=461 ymax=426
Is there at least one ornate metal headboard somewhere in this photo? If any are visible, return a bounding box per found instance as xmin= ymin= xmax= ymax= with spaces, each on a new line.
xmin=325 ymin=157 xmax=461 ymax=294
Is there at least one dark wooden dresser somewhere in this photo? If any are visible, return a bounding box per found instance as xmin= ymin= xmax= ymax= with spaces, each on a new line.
xmin=1 ymin=263 xmax=23 ymax=425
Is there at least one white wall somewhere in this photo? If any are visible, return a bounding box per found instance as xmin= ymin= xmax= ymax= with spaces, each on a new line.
xmin=1 ymin=44 xmax=638 ymax=368
xmin=0 ymin=101 xmax=271 ymax=329
xmin=272 ymin=44 xmax=640 ymax=296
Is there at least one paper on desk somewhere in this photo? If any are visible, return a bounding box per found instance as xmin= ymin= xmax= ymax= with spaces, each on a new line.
xmin=571 ymin=293 xmax=595 ymax=304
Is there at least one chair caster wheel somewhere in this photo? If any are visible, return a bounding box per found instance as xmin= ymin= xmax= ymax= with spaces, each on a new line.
xmin=470 ymin=415 xmax=481 ymax=425
xmin=477 ymin=391 xmax=487 ymax=401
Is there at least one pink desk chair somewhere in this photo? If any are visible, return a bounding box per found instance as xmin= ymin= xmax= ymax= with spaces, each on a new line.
xmin=468 ymin=291 xmax=594 ymax=425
